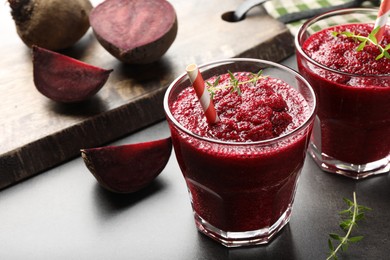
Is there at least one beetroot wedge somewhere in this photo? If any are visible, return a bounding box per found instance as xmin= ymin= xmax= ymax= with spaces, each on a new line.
xmin=89 ymin=0 xmax=178 ymax=64
xmin=81 ymin=137 xmax=172 ymax=194
xmin=32 ymin=45 xmax=113 ymax=103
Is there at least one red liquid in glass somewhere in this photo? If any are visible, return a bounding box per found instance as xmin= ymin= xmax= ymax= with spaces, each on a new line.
xmin=169 ymin=73 xmax=311 ymax=232
xmin=298 ymin=23 xmax=390 ymax=164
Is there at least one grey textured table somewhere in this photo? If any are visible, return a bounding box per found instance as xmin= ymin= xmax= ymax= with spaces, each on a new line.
xmin=1 ymin=56 xmax=389 ymax=260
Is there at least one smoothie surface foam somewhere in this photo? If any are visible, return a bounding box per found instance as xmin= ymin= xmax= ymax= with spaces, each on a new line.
xmin=302 ymin=23 xmax=390 ymax=78
xmin=171 ymin=72 xmax=309 ymax=142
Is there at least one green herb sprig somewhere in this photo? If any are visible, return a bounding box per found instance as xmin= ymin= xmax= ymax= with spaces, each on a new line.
xmin=228 ymin=70 xmax=242 ymax=95
xmin=332 ymin=26 xmax=390 ymax=60
xmin=327 ymin=192 xmax=371 ymax=260
xmin=206 ymin=75 xmax=221 ymax=100
xmin=206 ymin=70 xmax=266 ymax=99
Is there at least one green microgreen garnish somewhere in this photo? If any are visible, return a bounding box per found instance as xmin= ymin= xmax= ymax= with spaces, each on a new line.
xmin=228 ymin=70 xmax=242 ymax=95
xmin=332 ymin=26 xmax=390 ymax=60
xmin=327 ymin=192 xmax=371 ymax=260
xmin=206 ymin=75 xmax=221 ymax=100
xmin=206 ymin=70 xmax=266 ymax=99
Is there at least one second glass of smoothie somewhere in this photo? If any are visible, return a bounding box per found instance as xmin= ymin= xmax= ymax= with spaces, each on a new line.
xmin=295 ymin=8 xmax=390 ymax=179
xmin=164 ymin=58 xmax=316 ymax=247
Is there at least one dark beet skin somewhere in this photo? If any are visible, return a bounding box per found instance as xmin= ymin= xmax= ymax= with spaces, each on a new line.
xmin=9 ymin=0 xmax=93 ymax=50
xmin=89 ymin=0 xmax=178 ymax=64
xmin=81 ymin=137 xmax=172 ymax=194
xmin=32 ymin=45 xmax=112 ymax=103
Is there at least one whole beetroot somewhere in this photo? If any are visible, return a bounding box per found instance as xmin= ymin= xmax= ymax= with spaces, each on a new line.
xmin=89 ymin=0 xmax=178 ymax=64
xmin=8 ymin=0 xmax=93 ymax=50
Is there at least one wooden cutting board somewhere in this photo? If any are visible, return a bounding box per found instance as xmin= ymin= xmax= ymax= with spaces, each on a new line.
xmin=0 ymin=0 xmax=294 ymax=189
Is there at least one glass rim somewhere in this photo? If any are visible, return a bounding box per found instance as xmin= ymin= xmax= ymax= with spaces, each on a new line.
xmin=295 ymin=7 xmax=390 ymax=78
xmin=163 ymin=58 xmax=317 ymax=146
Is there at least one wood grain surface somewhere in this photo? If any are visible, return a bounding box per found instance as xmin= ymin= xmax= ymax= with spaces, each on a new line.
xmin=0 ymin=0 xmax=295 ymax=189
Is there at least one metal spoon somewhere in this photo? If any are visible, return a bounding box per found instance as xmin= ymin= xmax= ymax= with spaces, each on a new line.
xmin=233 ymin=0 xmax=270 ymax=22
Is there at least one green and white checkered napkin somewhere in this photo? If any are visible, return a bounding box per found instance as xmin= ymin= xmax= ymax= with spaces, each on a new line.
xmin=263 ymin=0 xmax=379 ymax=35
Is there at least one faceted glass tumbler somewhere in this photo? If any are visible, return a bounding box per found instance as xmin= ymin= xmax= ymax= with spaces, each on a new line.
xmin=164 ymin=58 xmax=317 ymax=247
xmin=295 ymin=8 xmax=390 ymax=179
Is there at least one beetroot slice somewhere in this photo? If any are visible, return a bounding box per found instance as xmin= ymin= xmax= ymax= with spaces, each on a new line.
xmin=32 ymin=46 xmax=113 ymax=103
xmin=81 ymin=137 xmax=172 ymax=194
xmin=89 ymin=0 xmax=178 ymax=64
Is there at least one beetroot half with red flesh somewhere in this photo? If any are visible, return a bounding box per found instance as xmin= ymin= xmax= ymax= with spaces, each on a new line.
xmin=33 ymin=45 xmax=113 ymax=103
xmin=89 ymin=0 xmax=178 ymax=64
xmin=81 ymin=137 xmax=172 ymax=194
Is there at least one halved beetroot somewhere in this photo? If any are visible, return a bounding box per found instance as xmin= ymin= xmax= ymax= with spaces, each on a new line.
xmin=32 ymin=45 xmax=113 ymax=103
xmin=81 ymin=137 xmax=172 ymax=193
xmin=89 ymin=0 xmax=178 ymax=64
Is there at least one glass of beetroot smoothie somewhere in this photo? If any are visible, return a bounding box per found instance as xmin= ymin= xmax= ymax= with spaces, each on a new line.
xmin=296 ymin=8 xmax=390 ymax=179
xmin=163 ymin=58 xmax=316 ymax=247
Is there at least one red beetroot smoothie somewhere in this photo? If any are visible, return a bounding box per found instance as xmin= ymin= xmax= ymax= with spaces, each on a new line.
xmin=298 ymin=23 xmax=390 ymax=164
xmin=168 ymin=72 xmax=312 ymax=232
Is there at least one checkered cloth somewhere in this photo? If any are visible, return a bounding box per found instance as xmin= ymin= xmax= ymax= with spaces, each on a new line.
xmin=263 ymin=0 xmax=380 ymax=35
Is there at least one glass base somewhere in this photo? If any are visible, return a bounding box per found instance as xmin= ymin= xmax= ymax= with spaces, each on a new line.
xmin=308 ymin=143 xmax=390 ymax=179
xmin=194 ymin=207 xmax=292 ymax=247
